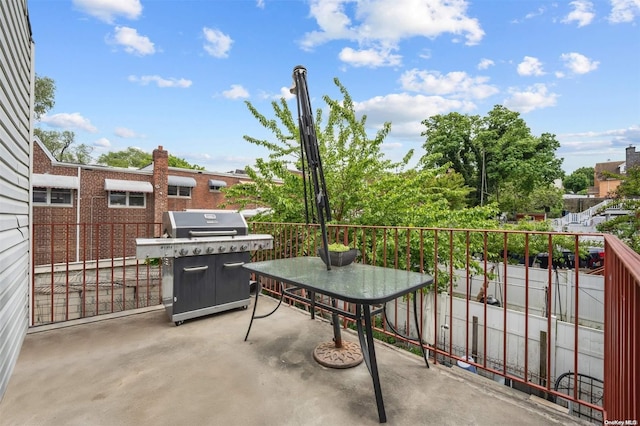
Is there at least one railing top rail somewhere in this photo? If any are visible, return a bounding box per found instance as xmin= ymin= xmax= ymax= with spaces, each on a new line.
xmin=604 ymin=234 xmax=640 ymax=286
xmin=250 ymin=221 xmax=605 ymax=237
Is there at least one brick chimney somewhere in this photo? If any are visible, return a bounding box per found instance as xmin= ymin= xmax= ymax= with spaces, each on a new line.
xmin=152 ymin=146 xmax=169 ymax=231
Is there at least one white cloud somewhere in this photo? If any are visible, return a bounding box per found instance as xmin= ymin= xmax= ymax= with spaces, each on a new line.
xmin=114 ymin=127 xmax=145 ymax=138
xmin=562 ymin=125 xmax=640 ymax=147
xmin=110 ymin=26 xmax=155 ymax=55
xmin=503 ymin=84 xmax=558 ymax=113
xmin=203 ymin=27 xmax=233 ymax=58
xmin=300 ymin=0 xmax=484 ymax=57
xmin=222 ymin=84 xmax=250 ymax=99
xmin=275 ymin=87 xmax=296 ymax=100
xmin=256 ymin=0 xmax=265 ymax=8
xmin=517 ymin=56 xmax=545 ymax=76
xmin=354 ymin=93 xmax=476 ymax=138
xmin=477 ymin=58 xmax=494 ymax=70
xmin=399 ymin=69 xmax=499 ymax=100
xmin=94 ymin=137 xmax=111 ymax=148
xmin=560 ymin=52 xmax=599 ymax=74
xmin=72 ymin=0 xmax=142 ymax=23
xmin=338 ymin=46 xmax=402 ymax=68
xmin=128 ymin=75 xmax=192 ymax=88
xmin=563 ymin=1 xmax=595 ymax=27
xmin=40 ymin=113 xmax=98 ymax=133
xmin=525 ymin=7 xmax=547 ymax=20
xmin=609 ymin=0 xmax=640 ymax=23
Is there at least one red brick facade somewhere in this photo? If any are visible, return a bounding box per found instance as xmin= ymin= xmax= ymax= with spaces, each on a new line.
xmin=33 ymin=140 xmax=253 ymax=264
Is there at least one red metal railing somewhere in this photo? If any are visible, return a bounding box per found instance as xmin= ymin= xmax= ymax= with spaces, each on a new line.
xmin=603 ymin=234 xmax=639 ymax=423
xmin=31 ymin=222 xmax=162 ymax=325
xmin=247 ymin=222 xmax=634 ymax=422
xmin=30 ymin=221 xmax=640 ymax=421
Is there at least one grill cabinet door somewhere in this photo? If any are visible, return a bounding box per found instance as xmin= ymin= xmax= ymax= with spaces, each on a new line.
xmin=215 ymin=252 xmax=250 ymax=305
xmin=173 ymin=256 xmax=216 ymax=314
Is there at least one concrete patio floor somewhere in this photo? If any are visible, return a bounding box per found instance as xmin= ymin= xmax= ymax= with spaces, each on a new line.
xmin=0 ymin=295 xmax=589 ymax=426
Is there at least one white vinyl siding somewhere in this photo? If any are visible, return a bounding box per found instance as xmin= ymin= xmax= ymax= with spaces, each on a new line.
xmin=0 ymin=0 xmax=33 ymax=400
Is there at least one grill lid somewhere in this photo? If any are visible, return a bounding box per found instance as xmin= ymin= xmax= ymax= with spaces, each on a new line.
xmin=163 ymin=211 xmax=248 ymax=238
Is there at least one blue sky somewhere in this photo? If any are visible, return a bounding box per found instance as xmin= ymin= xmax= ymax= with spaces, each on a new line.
xmin=29 ymin=0 xmax=640 ymax=174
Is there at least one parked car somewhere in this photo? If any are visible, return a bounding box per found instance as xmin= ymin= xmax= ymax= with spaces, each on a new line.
xmin=582 ymin=247 xmax=605 ymax=269
xmin=531 ymin=247 xmax=604 ymax=270
xmin=531 ymin=250 xmax=575 ymax=269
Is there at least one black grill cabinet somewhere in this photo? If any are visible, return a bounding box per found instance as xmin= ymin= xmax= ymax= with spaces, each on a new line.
xmin=136 ymin=211 xmax=273 ymax=325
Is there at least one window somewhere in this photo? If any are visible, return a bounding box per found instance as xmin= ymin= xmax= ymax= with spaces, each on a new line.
xmin=168 ymin=185 xmax=192 ymax=198
xmin=208 ymin=179 xmax=227 ymax=192
xmin=33 ymin=187 xmax=73 ymax=206
xmin=108 ymin=191 xmax=146 ymax=208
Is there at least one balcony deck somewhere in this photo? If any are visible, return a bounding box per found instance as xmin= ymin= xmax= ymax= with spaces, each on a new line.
xmin=1 ymin=296 xmax=589 ymax=425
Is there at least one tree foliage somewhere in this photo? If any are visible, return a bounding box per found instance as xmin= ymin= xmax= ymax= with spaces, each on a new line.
xmin=224 ymin=78 xmax=498 ymax=228
xmin=34 ymin=128 xmax=93 ymax=164
xmin=34 ymin=74 xmax=55 ymax=120
xmin=563 ymin=167 xmax=594 ymax=194
xmin=225 ymin=78 xmax=503 ymax=291
xmin=492 ymin=183 xmax=564 ymax=218
xmin=96 ymin=147 xmax=204 ymax=170
xmin=597 ymin=166 xmax=640 ymax=253
xmin=34 ymin=75 xmax=94 ymax=164
xmin=421 ymin=105 xmax=564 ymax=210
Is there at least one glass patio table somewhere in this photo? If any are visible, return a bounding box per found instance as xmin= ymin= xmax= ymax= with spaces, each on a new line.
xmin=243 ymin=256 xmax=433 ymax=423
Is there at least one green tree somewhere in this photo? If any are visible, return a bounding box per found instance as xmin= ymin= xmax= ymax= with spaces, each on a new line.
xmin=421 ymin=105 xmax=564 ymax=209
xmin=563 ymin=167 xmax=594 ymax=194
xmin=34 ymin=75 xmax=94 ymax=164
xmin=563 ymin=173 xmax=589 ymax=194
xmin=224 ymin=77 xmax=502 ymax=290
xmin=616 ymin=166 xmax=640 ymax=197
xmin=34 ymin=74 xmax=55 ymax=120
xmin=597 ymin=166 xmax=640 ymax=253
xmin=34 ymin=128 xmax=93 ymax=164
xmin=97 ymin=147 xmax=150 ymax=168
xmin=96 ymin=147 xmax=204 ymax=170
xmin=224 ymin=77 xmax=499 ymax=229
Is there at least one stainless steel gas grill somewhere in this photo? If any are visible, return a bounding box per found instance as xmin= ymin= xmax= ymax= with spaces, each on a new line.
xmin=136 ymin=211 xmax=273 ymax=325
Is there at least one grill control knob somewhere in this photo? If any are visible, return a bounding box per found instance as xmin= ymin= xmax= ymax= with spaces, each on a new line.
xmin=206 ymin=247 xmax=214 ymax=254
xmin=240 ymin=244 xmax=248 ymax=251
xmin=230 ymin=245 xmax=237 ymax=252
xmin=179 ymin=248 xmax=189 ymax=256
xmin=193 ymin=247 xmax=201 ymax=255
xmin=218 ymin=246 xmax=226 ymax=253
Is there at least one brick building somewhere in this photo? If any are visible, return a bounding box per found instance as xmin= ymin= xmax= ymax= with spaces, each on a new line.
xmin=32 ymin=139 xmax=255 ymax=264
xmin=591 ymin=145 xmax=639 ymax=198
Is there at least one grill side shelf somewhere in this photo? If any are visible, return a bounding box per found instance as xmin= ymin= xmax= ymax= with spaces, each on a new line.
xmin=135 ymin=234 xmax=274 ymax=260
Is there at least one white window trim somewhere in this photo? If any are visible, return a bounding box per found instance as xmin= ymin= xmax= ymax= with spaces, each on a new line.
xmin=208 ymin=179 xmax=227 ymax=192
xmin=168 ymin=185 xmax=192 ymax=198
xmin=108 ymin=191 xmax=147 ymax=208
xmin=33 ymin=187 xmax=74 ymax=207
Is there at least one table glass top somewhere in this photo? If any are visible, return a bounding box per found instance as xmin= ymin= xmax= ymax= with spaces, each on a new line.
xmin=243 ymin=257 xmax=433 ymax=304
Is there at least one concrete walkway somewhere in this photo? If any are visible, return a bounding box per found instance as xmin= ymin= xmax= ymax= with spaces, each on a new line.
xmin=1 ymin=296 xmax=589 ymax=426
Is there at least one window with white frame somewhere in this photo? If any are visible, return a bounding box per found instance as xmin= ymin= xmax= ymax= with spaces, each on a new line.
xmin=168 ymin=185 xmax=192 ymax=197
xmin=208 ymin=179 xmax=227 ymax=192
xmin=108 ymin=191 xmax=146 ymax=208
xmin=32 ymin=187 xmax=73 ymax=206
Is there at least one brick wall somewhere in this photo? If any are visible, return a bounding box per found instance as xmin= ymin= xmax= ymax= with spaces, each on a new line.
xmin=626 ymin=146 xmax=639 ymax=168
xmin=32 ymin=141 xmax=255 ymax=264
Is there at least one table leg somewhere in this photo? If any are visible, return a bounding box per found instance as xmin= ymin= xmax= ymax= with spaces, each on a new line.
xmin=244 ymin=279 xmax=285 ymax=341
xmin=331 ymin=298 xmax=342 ymax=348
xmin=244 ymin=280 xmax=261 ymax=341
xmin=412 ymin=291 xmax=430 ymax=368
xmin=357 ymin=304 xmax=387 ymax=423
